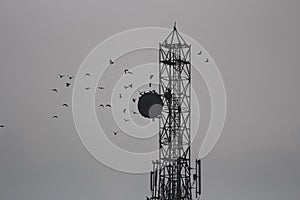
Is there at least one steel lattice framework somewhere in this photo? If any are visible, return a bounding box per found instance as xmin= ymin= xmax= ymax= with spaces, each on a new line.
xmin=149 ymin=25 xmax=201 ymax=200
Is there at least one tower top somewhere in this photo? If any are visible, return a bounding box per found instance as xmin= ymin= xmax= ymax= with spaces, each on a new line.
xmin=173 ymin=22 xmax=177 ymax=30
xmin=161 ymin=23 xmax=189 ymax=48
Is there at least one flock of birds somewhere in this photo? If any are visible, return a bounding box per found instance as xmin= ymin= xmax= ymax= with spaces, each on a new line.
xmin=50 ymin=73 xmax=74 ymax=119
xmin=50 ymin=60 xmax=117 ymax=119
xmin=96 ymin=62 xmax=137 ymax=111
xmin=49 ymin=59 xmax=154 ymax=137
xmin=119 ymin=72 xmax=157 ymax=133
xmin=109 ymin=62 xmax=153 ymax=135
xmin=0 ymin=51 xmax=209 ymax=132
xmin=50 ymin=71 xmax=111 ymax=119
xmin=99 ymin=59 xmax=156 ymax=136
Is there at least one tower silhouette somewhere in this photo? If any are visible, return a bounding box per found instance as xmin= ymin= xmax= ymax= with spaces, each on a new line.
xmin=147 ymin=24 xmax=201 ymax=200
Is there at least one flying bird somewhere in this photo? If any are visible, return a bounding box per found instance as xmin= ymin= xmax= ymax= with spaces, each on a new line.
xmin=0 ymin=124 xmax=5 ymax=128
xmin=62 ymin=103 xmax=69 ymax=107
xmin=124 ymin=85 xmax=129 ymax=89
xmin=132 ymin=98 xmax=136 ymax=103
xmin=124 ymin=119 xmax=130 ymax=122
xmin=150 ymin=75 xmax=154 ymax=79
xmin=132 ymin=111 xmax=139 ymax=115
xmin=113 ymin=131 xmax=118 ymax=135
xmin=52 ymin=115 xmax=58 ymax=119
xmin=98 ymin=104 xmax=104 ymax=108
xmin=109 ymin=59 xmax=114 ymax=64
xmin=124 ymin=69 xmax=133 ymax=74
xmin=85 ymin=87 xmax=91 ymax=91
xmin=85 ymin=73 xmax=91 ymax=77
xmin=67 ymin=75 xmax=73 ymax=80
xmin=66 ymin=82 xmax=71 ymax=87
xmin=51 ymin=88 xmax=58 ymax=93
xmin=58 ymin=73 xmax=65 ymax=78
xmin=123 ymin=108 xmax=126 ymax=113
xmin=197 ymin=50 xmax=202 ymax=55
xmin=98 ymin=86 xmax=104 ymax=90
xmin=205 ymin=58 xmax=209 ymax=63
xmin=105 ymin=104 xmax=111 ymax=108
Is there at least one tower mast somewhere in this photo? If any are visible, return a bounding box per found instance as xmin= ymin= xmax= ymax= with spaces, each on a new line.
xmin=149 ymin=25 xmax=201 ymax=200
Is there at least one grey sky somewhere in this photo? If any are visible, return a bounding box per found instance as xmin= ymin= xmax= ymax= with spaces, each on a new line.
xmin=0 ymin=0 xmax=299 ymax=200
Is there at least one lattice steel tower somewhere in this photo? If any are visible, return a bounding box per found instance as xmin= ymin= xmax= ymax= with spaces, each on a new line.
xmin=147 ymin=24 xmax=201 ymax=200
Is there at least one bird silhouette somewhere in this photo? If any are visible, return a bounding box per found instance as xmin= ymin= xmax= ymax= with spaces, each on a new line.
xmin=85 ymin=87 xmax=91 ymax=91
xmin=0 ymin=124 xmax=5 ymax=128
xmin=52 ymin=115 xmax=58 ymax=119
xmin=67 ymin=75 xmax=73 ymax=80
xmin=98 ymin=86 xmax=104 ymax=90
xmin=205 ymin=58 xmax=209 ymax=63
xmin=66 ymin=82 xmax=71 ymax=87
xmin=85 ymin=73 xmax=91 ymax=77
xmin=58 ymin=73 xmax=65 ymax=78
xmin=132 ymin=98 xmax=136 ymax=103
xmin=51 ymin=89 xmax=58 ymax=93
xmin=106 ymin=104 xmax=111 ymax=108
xmin=98 ymin=104 xmax=104 ymax=108
xmin=150 ymin=75 xmax=154 ymax=79
xmin=132 ymin=111 xmax=138 ymax=114
xmin=113 ymin=131 xmax=118 ymax=135
xmin=109 ymin=59 xmax=114 ymax=64
xmin=119 ymin=94 xmax=122 ymax=98
xmin=124 ymin=85 xmax=129 ymax=89
xmin=197 ymin=50 xmax=202 ymax=55
xmin=123 ymin=108 xmax=126 ymax=113
xmin=124 ymin=69 xmax=133 ymax=74
xmin=124 ymin=119 xmax=130 ymax=122
xmin=62 ymin=103 xmax=69 ymax=107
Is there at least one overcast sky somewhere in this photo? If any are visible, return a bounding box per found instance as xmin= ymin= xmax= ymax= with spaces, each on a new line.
xmin=0 ymin=0 xmax=299 ymax=200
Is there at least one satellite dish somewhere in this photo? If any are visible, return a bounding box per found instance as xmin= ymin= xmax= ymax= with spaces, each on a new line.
xmin=138 ymin=91 xmax=163 ymax=119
